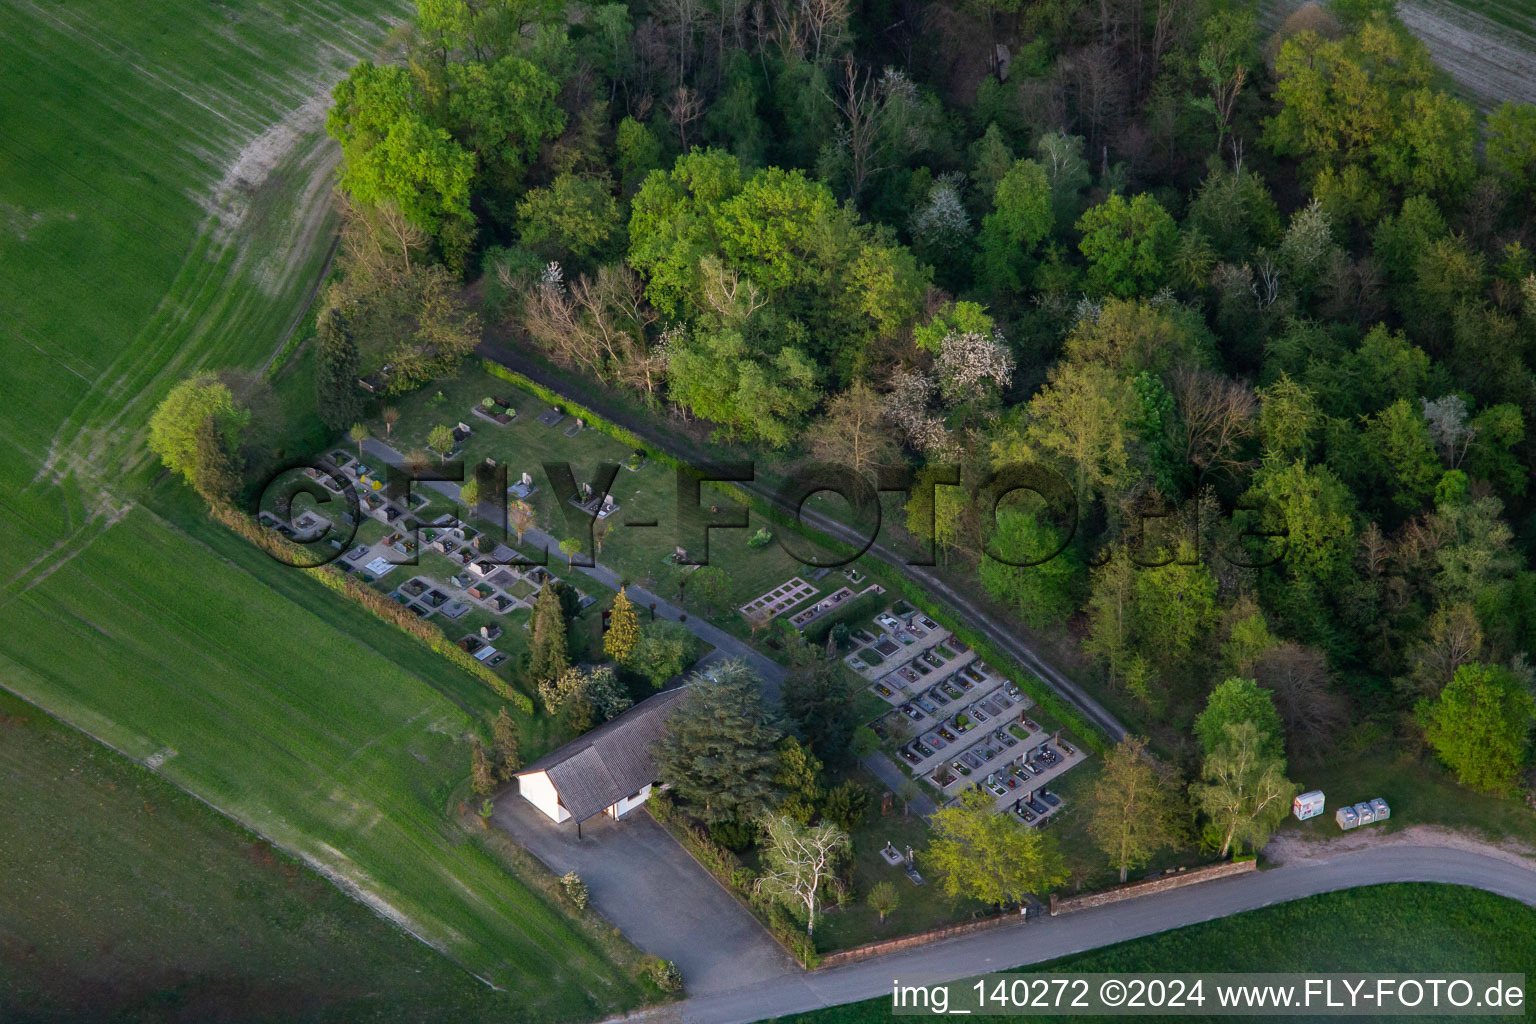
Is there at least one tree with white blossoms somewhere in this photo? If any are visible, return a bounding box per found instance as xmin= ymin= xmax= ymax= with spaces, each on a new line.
xmin=538 ymin=665 xmax=632 ymax=724
xmin=884 ymin=370 xmax=958 ymax=458
xmin=1277 ymin=199 xmax=1338 ymax=297
xmin=934 ymin=329 xmax=1014 ymax=405
xmin=754 ymin=814 xmax=850 ymax=938
xmin=910 ymin=175 xmax=973 ymax=265
xmin=1421 ymin=394 xmax=1474 ymax=467
xmin=884 ymin=328 xmax=1012 ymax=455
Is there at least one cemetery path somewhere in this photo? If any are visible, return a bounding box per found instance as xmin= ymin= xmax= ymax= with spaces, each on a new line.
xmin=605 ymin=841 xmax=1536 ymax=1024
xmin=360 ymin=436 xmax=788 ymax=694
xmin=477 ymin=341 xmax=1128 ymax=743
xmin=361 ymin=438 xmax=939 ymax=795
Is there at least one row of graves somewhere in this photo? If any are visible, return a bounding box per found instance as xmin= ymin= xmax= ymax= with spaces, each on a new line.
xmin=861 ymin=605 xmax=1085 ymax=828
xmin=735 ymin=567 xmax=883 ymax=632
xmin=257 ymin=453 xmax=429 ymax=560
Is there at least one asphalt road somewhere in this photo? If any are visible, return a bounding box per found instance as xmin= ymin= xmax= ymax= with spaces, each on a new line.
xmin=621 ymin=842 xmax=1536 ymax=1024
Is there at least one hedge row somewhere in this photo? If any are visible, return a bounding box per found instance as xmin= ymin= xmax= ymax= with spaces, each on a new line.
xmin=479 ymin=357 xmax=1108 ymax=751
xmin=213 ymin=506 xmax=534 ymax=715
xmin=800 ymin=589 xmax=887 ymax=646
xmin=483 ymin=361 xmax=680 ymax=469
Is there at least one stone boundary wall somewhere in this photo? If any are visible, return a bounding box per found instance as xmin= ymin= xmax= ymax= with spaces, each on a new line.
xmin=817 ymin=910 xmax=1022 ymax=969
xmin=1050 ymin=859 xmax=1257 ymax=916
xmin=816 ymin=861 xmax=1257 ymax=969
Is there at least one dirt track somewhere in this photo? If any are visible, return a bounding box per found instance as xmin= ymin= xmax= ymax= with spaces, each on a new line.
xmin=1399 ymin=0 xmax=1536 ymax=110
xmin=1263 ymin=0 xmax=1536 ymax=111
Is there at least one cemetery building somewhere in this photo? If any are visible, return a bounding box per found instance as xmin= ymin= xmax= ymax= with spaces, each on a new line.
xmin=514 ymin=686 xmax=689 ymax=826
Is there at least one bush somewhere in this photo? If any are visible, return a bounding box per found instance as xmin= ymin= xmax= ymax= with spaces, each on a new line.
xmin=646 ymin=791 xmax=675 ymax=823
xmin=782 ymin=929 xmax=821 ymax=969
xmin=821 ymin=780 xmax=871 ymax=830
xmin=802 ymin=590 xmax=886 ymax=646
xmin=560 ymin=870 xmax=589 ymax=910
xmin=646 ymin=957 xmax=684 ymax=993
xmin=748 ymin=526 xmax=773 ymax=549
xmin=707 ymin=817 xmax=757 ymax=852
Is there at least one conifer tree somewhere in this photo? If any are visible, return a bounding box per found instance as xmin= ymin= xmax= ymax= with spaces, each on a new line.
xmin=653 ymin=660 xmax=781 ymax=824
xmin=493 ymin=705 xmax=521 ymax=779
xmin=471 ymin=741 xmax=497 ymax=795
xmin=315 ymin=306 xmax=362 ymax=431
xmin=529 ymin=583 xmax=569 ymax=683
xmin=605 ymin=587 xmax=641 ymax=665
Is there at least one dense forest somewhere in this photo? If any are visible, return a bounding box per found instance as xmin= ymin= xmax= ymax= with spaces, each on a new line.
xmin=297 ymin=0 xmax=1536 ymax=797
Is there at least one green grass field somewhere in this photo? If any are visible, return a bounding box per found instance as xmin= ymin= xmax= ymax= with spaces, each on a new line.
xmin=0 ymin=0 xmax=410 ymax=578
xmin=766 ymin=883 xmax=1536 ymax=1024
xmin=0 ymin=496 xmax=649 ymax=1016
xmin=0 ymin=688 xmax=533 ymax=1022
xmin=0 ymin=0 xmax=654 ymax=1016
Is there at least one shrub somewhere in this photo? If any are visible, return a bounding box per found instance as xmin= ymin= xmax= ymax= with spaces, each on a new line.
xmin=802 ymin=590 xmax=886 ymax=646
xmin=821 ymin=780 xmax=871 ymax=830
xmin=867 ymin=880 xmax=901 ymax=922
xmin=708 ymin=817 xmax=758 ymax=851
xmin=748 ymin=526 xmax=773 ymax=549
xmin=647 ymin=957 xmax=684 ymax=993
xmin=560 ymin=871 xmax=589 ymax=910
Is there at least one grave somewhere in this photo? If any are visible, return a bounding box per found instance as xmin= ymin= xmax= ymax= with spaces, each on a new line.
xmin=739 ymin=577 xmax=818 ymax=618
xmin=535 ymin=407 xmax=565 ymax=428
xmin=509 ymin=471 xmax=536 ymax=499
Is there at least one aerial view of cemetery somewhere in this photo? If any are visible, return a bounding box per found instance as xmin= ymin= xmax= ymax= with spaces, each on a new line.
xmin=8 ymin=0 xmax=1536 ymax=1019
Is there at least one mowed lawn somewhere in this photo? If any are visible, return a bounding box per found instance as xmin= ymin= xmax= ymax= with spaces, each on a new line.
xmin=0 ymin=688 xmax=521 ymax=1022
xmin=0 ymin=504 xmax=649 ymax=1017
xmin=766 ymin=883 xmax=1536 ymax=1024
xmin=370 ymin=365 xmax=850 ymax=620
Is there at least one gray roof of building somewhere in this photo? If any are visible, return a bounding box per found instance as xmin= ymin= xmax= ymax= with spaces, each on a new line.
xmin=517 ymin=685 xmax=689 ymax=822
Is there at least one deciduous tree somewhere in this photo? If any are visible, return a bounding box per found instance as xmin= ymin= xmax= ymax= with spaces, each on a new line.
xmin=149 ymin=374 xmax=250 ymax=488
xmin=867 ymin=880 xmax=899 ymax=922
xmin=1195 ymin=677 xmax=1285 ymax=760
xmin=811 ymin=382 xmax=897 ymax=475
xmin=1076 ymin=192 xmax=1178 ymax=297
xmin=754 ymin=814 xmax=849 ymax=938
xmin=1419 ymin=662 xmax=1535 ymax=795
xmin=926 ymin=789 xmax=1068 ymax=907
xmin=1192 ymin=721 xmax=1298 ymax=857
xmin=1087 ymin=736 xmax=1183 ymax=882
xmin=630 ymin=619 xmax=696 ymax=688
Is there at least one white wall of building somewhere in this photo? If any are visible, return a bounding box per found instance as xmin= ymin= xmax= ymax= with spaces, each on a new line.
xmin=607 ymin=784 xmax=653 ymax=819
xmin=517 ymin=771 xmax=571 ymax=823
